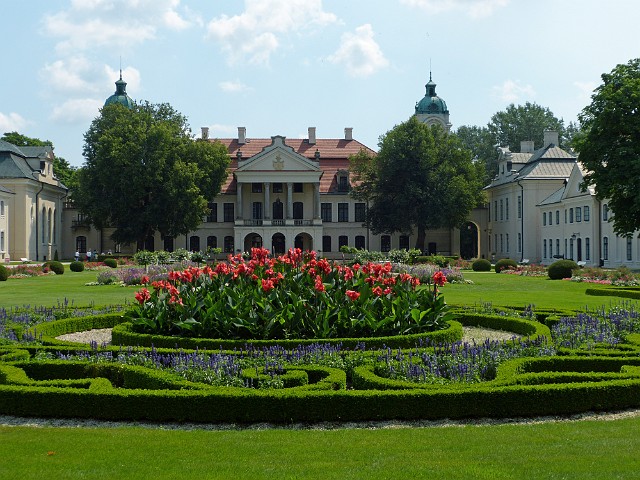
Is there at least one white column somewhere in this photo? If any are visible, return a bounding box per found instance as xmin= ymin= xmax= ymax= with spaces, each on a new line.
xmin=286 ymin=182 xmax=293 ymax=219
xmin=236 ymin=181 xmax=243 ymax=219
xmin=264 ymin=182 xmax=270 ymax=220
xmin=314 ymin=182 xmax=321 ymax=219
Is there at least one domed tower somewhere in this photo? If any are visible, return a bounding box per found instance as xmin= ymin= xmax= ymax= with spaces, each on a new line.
xmin=415 ymin=72 xmax=451 ymax=132
xmin=104 ymin=70 xmax=134 ymax=109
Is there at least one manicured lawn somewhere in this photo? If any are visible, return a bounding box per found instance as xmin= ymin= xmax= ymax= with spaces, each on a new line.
xmin=1 ymin=416 xmax=639 ymax=479
xmin=1 ymin=265 xmax=639 ymax=479
xmin=0 ymin=270 xmax=132 ymax=308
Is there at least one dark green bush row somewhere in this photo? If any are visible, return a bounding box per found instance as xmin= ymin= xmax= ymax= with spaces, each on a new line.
xmin=2 ymin=358 xmax=640 ymax=423
xmin=0 ymin=264 xmax=8 ymax=281
xmin=111 ymin=320 xmax=464 ymax=350
xmin=495 ymin=258 xmax=518 ymax=273
xmin=453 ymin=312 xmax=552 ymax=340
xmin=585 ymin=288 xmax=640 ymax=300
xmin=548 ymin=260 xmax=578 ymax=280
xmin=69 ymin=261 xmax=85 ymax=272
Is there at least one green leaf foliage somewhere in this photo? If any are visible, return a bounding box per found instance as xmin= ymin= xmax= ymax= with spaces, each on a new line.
xmin=75 ymin=102 xmax=229 ymax=246
xmin=350 ymin=117 xmax=485 ymax=252
xmin=574 ymin=58 xmax=640 ymax=236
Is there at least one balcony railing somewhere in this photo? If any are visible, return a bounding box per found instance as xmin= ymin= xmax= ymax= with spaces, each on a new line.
xmin=71 ymin=219 xmax=91 ymax=228
xmin=243 ymin=219 xmax=263 ymax=226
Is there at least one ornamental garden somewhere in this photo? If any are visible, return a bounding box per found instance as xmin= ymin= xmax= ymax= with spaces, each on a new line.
xmin=0 ymin=249 xmax=639 ymax=424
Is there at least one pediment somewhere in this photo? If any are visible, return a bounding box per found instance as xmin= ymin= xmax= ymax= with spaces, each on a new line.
xmin=562 ymin=163 xmax=593 ymax=200
xmin=235 ymin=136 xmax=320 ymax=173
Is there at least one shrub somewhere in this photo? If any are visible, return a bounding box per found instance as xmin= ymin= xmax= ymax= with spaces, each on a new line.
xmin=133 ymin=250 xmax=156 ymax=267
xmin=0 ymin=264 xmax=8 ymax=281
xmin=190 ymin=251 xmax=205 ymax=265
xmin=43 ymin=261 xmax=64 ymax=275
xmin=548 ymin=260 xmax=579 ymax=280
xmin=472 ymin=259 xmax=492 ymax=272
xmin=103 ymin=258 xmax=118 ymax=269
xmin=155 ymin=250 xmax=172 ymax=264
xmin=69 ymin=261 xmax=85 ymax=272
xmin=495 ymin=258 xmax=517 ymax=273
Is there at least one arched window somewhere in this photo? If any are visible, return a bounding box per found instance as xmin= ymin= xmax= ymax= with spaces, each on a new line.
xmin=224 ymin=236 xmax=234 ymax=253
xmin=76 ymin=236 xmax=87 ymax=253
xmin=163 ymin=236 xmax=174 ymax=252
xmin=47 ymin=208 xmax=53 ymax=243
xmin=41 ymin=206 xmax=47 ymax=243
xmin=207 ymin=236 xmax=217 ymax=250
xmin=338 ymin=235 xmax=348 ymax=248
xmin=603 ymin=236 xmax=609 ymax=260
xmin=272 ymin=200 xmax=284 ymax=220
xmin=355 ymin=235 xmax=366 ymax=250
xmin=189 ymin=236 xmax=200 ymax=252
xmin=381 ymin=235 xmax=391 ymax=252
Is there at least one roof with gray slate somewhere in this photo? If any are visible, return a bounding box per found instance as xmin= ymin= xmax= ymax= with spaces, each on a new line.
xmin=0 ymin=140 xmax=39 ymax=180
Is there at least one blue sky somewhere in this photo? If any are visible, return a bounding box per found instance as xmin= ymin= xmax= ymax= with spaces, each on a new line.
xmin=2 ymin=0 xmax=639 ymax=166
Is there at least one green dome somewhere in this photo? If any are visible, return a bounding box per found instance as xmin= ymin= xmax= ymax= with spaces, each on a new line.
xmin=415 ymin=75 xmax=448 ymax=115
xmin=104 ymin=72 xmax=134 ymax=109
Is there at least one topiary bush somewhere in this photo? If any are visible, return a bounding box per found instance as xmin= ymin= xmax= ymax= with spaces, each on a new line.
xmin=472 ymin=259 xmax=492 ymax=272
xmin=103 ymin=258 xmax=118 ymax=269
xmin=43 ymin=260 xmax=64 ymax=275
xmin=69 ymin=261 xmax=85 ymax=272
xmin=495 ymin=258 xmax=518 ymax=273
xmin=548 ymin=259 xmax=579 ymax=280
xmin=0 ymin=264 xmax=8 ymax=281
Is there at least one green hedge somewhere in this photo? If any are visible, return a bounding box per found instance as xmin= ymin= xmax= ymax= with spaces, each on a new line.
xmin=585 ymin=288 xmax=640 ymax=300
xmin=27 ymin=313 xmax=127 ymax=346
xmin=453 ymin=312 xmax=552 ymax=341
xmin=111 ymin=320 xmax=464 ymax=350
xmin=2 ymin=357 xmax=640 ymax=423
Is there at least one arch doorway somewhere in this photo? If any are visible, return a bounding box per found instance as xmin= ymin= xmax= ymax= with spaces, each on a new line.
xmin=272 ymin=233 xmax=285 ymax=255
xmin=294 ymin=233 xmax=313 ymax=251
xmin=244 ymin=233 xmax=263 ymax=252
xmin=460 ymin=222 xmax=479 ymax=260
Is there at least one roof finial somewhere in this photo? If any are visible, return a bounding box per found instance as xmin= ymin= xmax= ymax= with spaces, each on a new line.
xmin=119 ymin=55 xmax=122 ymax=80
xmin=429 ymin=58 xmax=432 ymax=82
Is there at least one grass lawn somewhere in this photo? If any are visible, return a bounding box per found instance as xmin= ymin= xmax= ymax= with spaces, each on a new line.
xmin=1 ymin=266 xmax=639 ymax=479
xmin=1 ymin=416 xmax=639 ymax=480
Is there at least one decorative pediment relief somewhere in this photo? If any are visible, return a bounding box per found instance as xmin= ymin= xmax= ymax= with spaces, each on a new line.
xmin=236 ymin=136 xmax=320 ymax=173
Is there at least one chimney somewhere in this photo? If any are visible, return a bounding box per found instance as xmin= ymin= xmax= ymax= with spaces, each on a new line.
xmin=543 ymin=130 xmax=558 ymax=148
xmin=520 ymin=140 xmax=534 ymax=153
xmin=238 ymin=127 xmax=246 ymax=145
xmin=344 ymin=127 xmax=353 ymax=141
xmin=201 ymin=127 xmax=209 ymax=140
xmin=308 ymin=127 xmax=316 ymax=145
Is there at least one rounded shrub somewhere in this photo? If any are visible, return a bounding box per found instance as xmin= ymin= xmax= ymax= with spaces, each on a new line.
xmin=103 ymin=258 xmax=118 ymax=269
xmin=43 ymin=260 xmax=64 ymax=275
xmin=472 ymin=258 xmax=492 ymax=272
xmin=548 ymin=259 xmax=579 ymax=280
xmin=70 ymin=261 xmax=85 ymax=272
xmin=495 ymin=258 xmax=518 ymax=273
xmin=0 ymin=264 xmax=8 ymax=281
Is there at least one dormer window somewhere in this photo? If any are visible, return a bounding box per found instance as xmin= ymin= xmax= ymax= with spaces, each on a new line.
xmin=40 ymin=160 xmax=46 ymax=174
xmin=337 ymin=172 xmax=349 ymax=192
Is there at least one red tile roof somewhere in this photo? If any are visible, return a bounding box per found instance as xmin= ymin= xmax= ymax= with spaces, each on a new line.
xmin=215 ymin=137 xmax=375 ymax=195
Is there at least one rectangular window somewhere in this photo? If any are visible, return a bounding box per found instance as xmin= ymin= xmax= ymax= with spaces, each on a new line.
xmin=0 ymin=231 xmax=4 ymax=252
xmin=381 ymin=235 xmax=391 ymax=252
xmin=321 ymin=203 xmax=332 ymax=222
xmin=576 ymin=207 xmax=582 ymax=222
xmin=399 ymin=235 xmax=410 ymax=250
xmin=517 ymin=196 xmax=522 ymax=219
xmin=505 ymin=198 xmax=509 ymax=220
xmin=355 ymin=235 xmax=366 ymax=250
xmin=543 ymin=212 xmax=547 ymax=226
xmin=603 ymin=237 xmax=609 ymax=260
xmin=338 ymin=203 xmax=349 ymax=222
xmin=500 ymin=234 xmax=504 ymax=253
xmin=564 ymin=238 xmax=568 ymax=257
xmin=338 ymin=235 xmax=348 ymax=248
xmin=556 ymin=239 xmax=560 ymax=258
xmin=569 ymin=238 xmax=574 ymax=260
xmin=0 ymin=200 xmax=4 ymax=216
xmin=272 ymin=183 xmax=283 ymax=193
xmin=494 ymin=201 xmax=498 ymax=221
xmin=252 ymin=202 xmax=263 ymax=220
xmin=506 ymin=233 xmax=510 ymax=253
xmin=584 ymin=206 xmax=590 ymax=222
xmin=543 ymin=239 xmax=547 ymax=259
xmin=556 ymin=210 xmax=560 ymax=225
xmin=585 ymin=237 xmax=590 ymax=261
xmin=603 ymin=204 xmax=609 ymax=221
xmin=517 ymin=233 xmax=522 ymax=253
xmin=569 ymin=208 xmax=574 ymax=223
xmin=293 ymin=183 xmax=303 ymax=193
xmin=338 ymin=176 xmax=349 ymax=192
xmin=223 ymin=203 xmax=234 ymax=222
xmin=252 ymin=183 xmax=262 ymax=193
xmin=549 ymin=238 xmax=553 ymax=258
xmin=322 ymin=235 xmax=332 ymax=252
xmin=500 ymin=199 xmax=504 ymax=221
xmin=564 ymin=209 xmax=567 ymax=223
xmin=354 ymin=203 xmax=366 ymax=222
xmin=627 ymin=238 xmax=633 ymax=261
xmin=206 ymin=202 xmax=217 ymax=223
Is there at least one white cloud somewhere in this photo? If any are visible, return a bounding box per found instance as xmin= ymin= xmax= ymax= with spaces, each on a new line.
xmin=492 ymin=79 xmax=535 ymax=102
xmin=50 ymin=99 xmax=104 ymax=124
xmin=206 ymin=0 xmax=338 ymax=65
xmin=219 ymin=81 xmax=253 ymax=93
xmin=207 ymin=124 xmax=238 ymax=137
xmin=43 ymin=0 xmax=195 ymax=53
xmin=327 ymin=24 xmax=389 ymax=78
xmin=0 ymin=112 xmax=29 ymax=133
xmin=400 ymin=0 xmax=509 ymax=18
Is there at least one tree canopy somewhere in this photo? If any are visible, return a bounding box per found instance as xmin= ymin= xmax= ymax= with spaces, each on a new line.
xmin=350 ymin=116 xmax=485 ymax=252
xmin=456 ymin=102 xmax=567 ymax=184
xmin=574 ymin=58 xmax=640 ymax=236
xmin=75 ymin=101 xmax=230 ymax=246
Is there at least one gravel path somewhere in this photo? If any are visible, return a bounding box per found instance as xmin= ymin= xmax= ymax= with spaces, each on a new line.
xmin=56 ymin=326 xmax=520 ymax=346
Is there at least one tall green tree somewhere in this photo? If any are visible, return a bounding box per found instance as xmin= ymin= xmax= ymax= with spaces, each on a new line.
xmin=574 ymin=58 xmax=640 ymax=236
xmin=454 ymin=125 xmax=497 ymax=184
xmin=75 ymin=101 xmax=229 ymax=246
xmin=488 ymin=102 xmax=565 ymax=151
xmin=350 ymin=117 xmax=485 ymax=252
xmin=1 ymin=131 xmax=77 ymax=189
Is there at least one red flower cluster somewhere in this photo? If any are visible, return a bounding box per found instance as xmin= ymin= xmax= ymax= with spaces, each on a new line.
xmin=432 ymin=271 xmax=447 ymax=287
xmin=135 ymin=288 xmax=151 ymax=304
